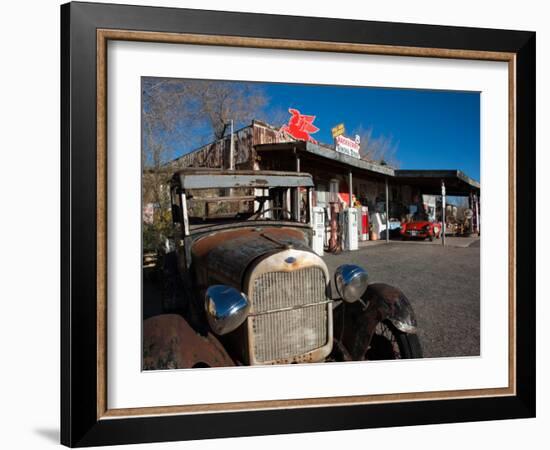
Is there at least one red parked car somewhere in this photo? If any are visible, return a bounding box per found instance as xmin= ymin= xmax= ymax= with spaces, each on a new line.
xmin=400 ymin=220 xmax=442 ymax=241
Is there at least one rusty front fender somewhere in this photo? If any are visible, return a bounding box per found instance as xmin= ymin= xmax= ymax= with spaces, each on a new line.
xmin=143 ymin=314 xmax=235 ymax=369
xmin=363 ymin=283 xmax=418 ymax=334
xmin=334 ymin=283 xmax=418 ymax=361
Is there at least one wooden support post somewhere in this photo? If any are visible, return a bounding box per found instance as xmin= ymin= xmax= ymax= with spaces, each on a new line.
xmin=348 ymin=171 xmax=353 ymax=208
xmin=471 ymin=194 xmax=475 ymax=233
xmin=385 ymin=177 xmax=390 ymax=243
xmin=308 ymin=188 xmax=313 ymax=226
xmin=294 ymin=147 xmax=300 ymax=221
xmin=441 ymin=180 xmax=446 ymax=247
xmin=475 ymin=193 xmax=480 ymax=235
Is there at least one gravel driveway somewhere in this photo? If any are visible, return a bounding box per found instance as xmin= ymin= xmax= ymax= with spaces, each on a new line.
xmin=322 ymin=240 xmax=480 ymax=358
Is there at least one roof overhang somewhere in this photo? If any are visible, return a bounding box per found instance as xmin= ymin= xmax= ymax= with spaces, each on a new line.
xmin=173 ymin=169 xmax=314 ymax=189
xmin=256 ymin=141 xmax=394 ymax=177
xmin=394 ymin=170 xmax=480 ymax=196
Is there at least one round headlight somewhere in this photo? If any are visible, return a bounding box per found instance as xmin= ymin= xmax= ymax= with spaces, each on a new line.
xmin=204 ymin=285 xmax=250 ymax=335
xmin=334 ymin=264 xmax=369 ymax=303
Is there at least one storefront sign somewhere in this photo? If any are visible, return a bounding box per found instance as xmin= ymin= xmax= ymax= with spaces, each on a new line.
xmin=335 ymin=134 xmax=361 ymax=159
xmin=331 ymin=123 xmax=345 ymax=138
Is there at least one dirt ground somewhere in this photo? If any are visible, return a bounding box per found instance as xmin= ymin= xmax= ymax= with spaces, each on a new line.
xmin=323 ymin=239 xmax=480 ymax=358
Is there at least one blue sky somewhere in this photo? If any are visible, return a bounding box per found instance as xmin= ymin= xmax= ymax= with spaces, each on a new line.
xmin=261 ymin=83 xmax=480 ymax=181
xmin=153 ymin=79 xmax=480 ymax=182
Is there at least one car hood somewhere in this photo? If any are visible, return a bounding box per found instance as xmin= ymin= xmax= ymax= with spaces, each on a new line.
xmin=404 ymin=221 xmax=433 ymax=230
xmin=191 ymin=226 xmax=311 ymax=290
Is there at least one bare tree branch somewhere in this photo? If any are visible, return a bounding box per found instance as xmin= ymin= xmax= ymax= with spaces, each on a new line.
xmin=141 ymin=78 xmax=269 ymax=248
xmin=353 ymin=124 xmax=400 ymax=168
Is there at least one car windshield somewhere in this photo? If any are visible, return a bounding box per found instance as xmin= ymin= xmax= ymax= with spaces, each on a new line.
xmin=185 ymin=186 xmax=311 ymax=231
xmin=413 ymin=211 xmax=429 ymax=221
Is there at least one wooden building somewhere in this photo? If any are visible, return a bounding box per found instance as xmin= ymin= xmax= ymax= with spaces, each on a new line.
xmin=166 ymin=120 xmax=481 ymax=242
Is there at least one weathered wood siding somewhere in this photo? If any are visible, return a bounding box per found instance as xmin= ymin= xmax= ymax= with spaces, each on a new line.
xmin=166 ymin=121 xmax=292 ymax=172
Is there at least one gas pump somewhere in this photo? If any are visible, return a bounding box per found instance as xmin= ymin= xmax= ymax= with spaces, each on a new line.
xmin=342 ymin=208 xmax=359 ymax=251
xmin=312 ymin=206 xmax=325 ymax=256
xmin=360 ymin=206 xmax=369 ymax=241
xmin=328 ymin=202 xmax=340 ymax=253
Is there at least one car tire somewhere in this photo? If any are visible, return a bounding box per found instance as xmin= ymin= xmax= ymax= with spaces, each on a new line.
xmin=395 ymin=329 xmax=423 ymax=359
xmin=366 ymin=320 xmax=423 ymax=360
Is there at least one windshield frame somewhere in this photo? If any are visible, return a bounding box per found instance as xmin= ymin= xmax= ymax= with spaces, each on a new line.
xmin=171 ymin=183 xmax=313 ymax=237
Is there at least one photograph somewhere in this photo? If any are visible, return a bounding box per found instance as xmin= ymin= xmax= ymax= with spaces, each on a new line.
xmin=141 ymin=77 xmax=481 ymax=370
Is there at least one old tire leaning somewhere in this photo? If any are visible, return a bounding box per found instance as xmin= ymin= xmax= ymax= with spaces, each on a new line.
xmin=366 ymin=320 xmax=423 ymax=360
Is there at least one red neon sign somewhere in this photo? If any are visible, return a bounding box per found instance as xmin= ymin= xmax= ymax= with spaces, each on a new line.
xmin=280 ymin=108 xmax=319 ymax=144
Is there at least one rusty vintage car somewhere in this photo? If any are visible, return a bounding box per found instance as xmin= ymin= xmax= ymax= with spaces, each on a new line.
xmin=143 ymin=169 xmax=422 ymax=369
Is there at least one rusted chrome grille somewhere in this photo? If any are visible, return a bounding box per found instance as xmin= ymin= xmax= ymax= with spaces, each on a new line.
xmin=251 ymin=303 xmax=328 ymax=362
xmin=250 ymin=267 xmax=329 ymax=363
xmin=252 ymin=267 xmax=327 ymax=314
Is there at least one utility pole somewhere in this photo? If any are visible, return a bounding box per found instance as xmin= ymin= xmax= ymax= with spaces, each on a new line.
xmin=226 ymin=120 xmax=235 ymax=198
xmin=229 ymin=119 xmax=235 ymax=170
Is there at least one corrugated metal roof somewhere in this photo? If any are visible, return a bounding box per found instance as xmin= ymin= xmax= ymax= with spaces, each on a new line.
xmin=255 ymin=141 xmax=394 ymax=176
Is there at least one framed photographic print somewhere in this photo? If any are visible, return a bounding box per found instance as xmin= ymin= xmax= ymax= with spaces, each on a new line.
xmin=61 ymin=1 xmax=535 ymax=447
